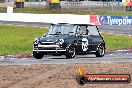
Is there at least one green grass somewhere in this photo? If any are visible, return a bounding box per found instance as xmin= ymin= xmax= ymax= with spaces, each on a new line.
xmin=0 ymin=25 xmax=48 ymax=55
xmin=0 ymin=24 xmax=132 ymax=55
xmin=1 ymin=7 xmax=132 ymax=16
xmin=102 ymin=33 xmax=132 ymax=51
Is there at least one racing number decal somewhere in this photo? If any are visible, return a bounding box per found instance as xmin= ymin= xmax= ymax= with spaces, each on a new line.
xmin=82 ymin=38 xmax=89 ymax=51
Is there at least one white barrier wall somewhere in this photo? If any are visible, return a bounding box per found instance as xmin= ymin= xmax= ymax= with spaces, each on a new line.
xmin=0 ymin=13 xmax=90 ymax=24
xmin=0 ymin=13 xmax=7 ymax=21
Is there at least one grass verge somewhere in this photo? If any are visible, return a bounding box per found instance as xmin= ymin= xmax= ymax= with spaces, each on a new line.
xmin=102 ymin=33 xmax=132 ymax=51
xmin=0 ymin=24 xmax=48 ymax=55
xmin=0 ymin=24 xmax=132 ymax=55
xmin=0 ymin=7 xmax=132 ymax=16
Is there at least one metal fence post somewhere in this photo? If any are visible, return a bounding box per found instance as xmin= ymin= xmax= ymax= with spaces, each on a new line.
xmin=112 ymin=0 xmax=113 ymax=12
xmin=67 ymin=0 xmax=69 ymax=11
xmin=88 ymin=1 xmax=90 ymax=11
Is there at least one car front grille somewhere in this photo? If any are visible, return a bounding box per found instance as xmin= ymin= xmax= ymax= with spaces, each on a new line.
xmin=40 ymin=42 xmax=56 ymax=45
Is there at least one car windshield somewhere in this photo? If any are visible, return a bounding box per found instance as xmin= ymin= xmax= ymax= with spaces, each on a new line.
xmin=48 ymin=24 xmax=76 ymax=35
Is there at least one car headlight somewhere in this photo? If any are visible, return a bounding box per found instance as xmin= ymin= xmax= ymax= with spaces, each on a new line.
xmin=56 ymin=39 xmax=64 ymax=45
xmin=34 ymin=38 xmax=39 ymax=44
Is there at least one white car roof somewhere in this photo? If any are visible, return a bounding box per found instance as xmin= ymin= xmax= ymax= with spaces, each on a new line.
xmin=52 ymin=23 xmax=95 ymax=26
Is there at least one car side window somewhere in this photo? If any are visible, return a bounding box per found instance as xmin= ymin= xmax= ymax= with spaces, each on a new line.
xmin=87 ymin=26 xmax=99 ymax=35
xmin=76 ymin=25 xmax=88 ymax=35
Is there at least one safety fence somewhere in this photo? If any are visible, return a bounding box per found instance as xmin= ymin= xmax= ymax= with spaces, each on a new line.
xmin=0 ymin=1 xmax=127 ymax=12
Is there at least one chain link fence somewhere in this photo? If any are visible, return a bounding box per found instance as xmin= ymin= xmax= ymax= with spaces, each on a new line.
xmin=61 ymin=1 xmax=125 ymax=12
xmin=0 ymin=0 xmax=127 ymax=12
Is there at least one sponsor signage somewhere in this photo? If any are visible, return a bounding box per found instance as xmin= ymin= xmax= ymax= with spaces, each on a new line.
xmin=76 ymin=67 xmax=131 ymax=85
xmin=77 ymin=74 xmax=131 ymax=85
xmin=99 ymin=16 xmax=132 ymax=26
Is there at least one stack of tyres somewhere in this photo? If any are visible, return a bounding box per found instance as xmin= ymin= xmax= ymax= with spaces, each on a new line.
xmin=126 ymin=6 xmax=132 ymax=11
xmin=122 ymin=0 xmax=132 ymax=11
xmin=48 ymin=0 xmax=61 ymax=10
xmin=15 ymin=0 xmax=25 ymax=8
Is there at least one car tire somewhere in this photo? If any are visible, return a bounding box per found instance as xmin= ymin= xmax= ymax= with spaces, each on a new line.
xmin=95 ymin=45 xmax=105 ymax=57
xmin=65 ymin=45 xmax=76 ymax=59
xmin=33 ymin=52 xmax=44 ymax=59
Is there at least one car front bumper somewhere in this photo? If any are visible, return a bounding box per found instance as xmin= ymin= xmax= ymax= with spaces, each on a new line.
xmin=33 ymin=44 xmax=66 ymax=54
xmin=33 ymin=49 xmax=66 ymax=52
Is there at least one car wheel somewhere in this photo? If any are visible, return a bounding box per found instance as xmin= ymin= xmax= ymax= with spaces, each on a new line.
xmin=33 ymin=52 xmax=44 ymax=59
xmin=95 ymin=45 xmax=105 ymax=57
xmin=65 ymin=45 xmax=76 ymax=59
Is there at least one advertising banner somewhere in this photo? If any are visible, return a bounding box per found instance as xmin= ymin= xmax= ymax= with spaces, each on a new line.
xmin=89 ymin=15 xmax=100 ymax=25
xmin=90 ymin=15 xmax=132 ymax=26
xmin=99 ymin=16 xmax=132 ymax=26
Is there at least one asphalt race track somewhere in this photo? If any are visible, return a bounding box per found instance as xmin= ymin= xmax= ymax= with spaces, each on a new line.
xmin=0 ymin=50 xmax=132 ymax=65
xmin=0 ymin=21 xmax=132 ymax=65
xmin=98 ymin=25 xmax=132 ymax=36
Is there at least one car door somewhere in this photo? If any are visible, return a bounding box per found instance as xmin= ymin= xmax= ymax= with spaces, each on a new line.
xmin=87 ymin=25 xmax=102 ymax=52
xmin=75 ymin=25 xmax=92 ymax=53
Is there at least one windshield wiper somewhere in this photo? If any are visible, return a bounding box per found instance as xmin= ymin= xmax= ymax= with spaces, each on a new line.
xmin=56 ymin=32 xmax=62 ymax=34
xmin=49 ymin=32 xmax=62 ymax=35
xmin=49 ymin=34 xmax=54 ymax=35
xmin=69 ymin=32 xmax=74 ymax=33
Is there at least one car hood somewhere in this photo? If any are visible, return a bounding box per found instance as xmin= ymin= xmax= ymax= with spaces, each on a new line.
xmin=38 ymin=34 xmax=74 ymax=42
